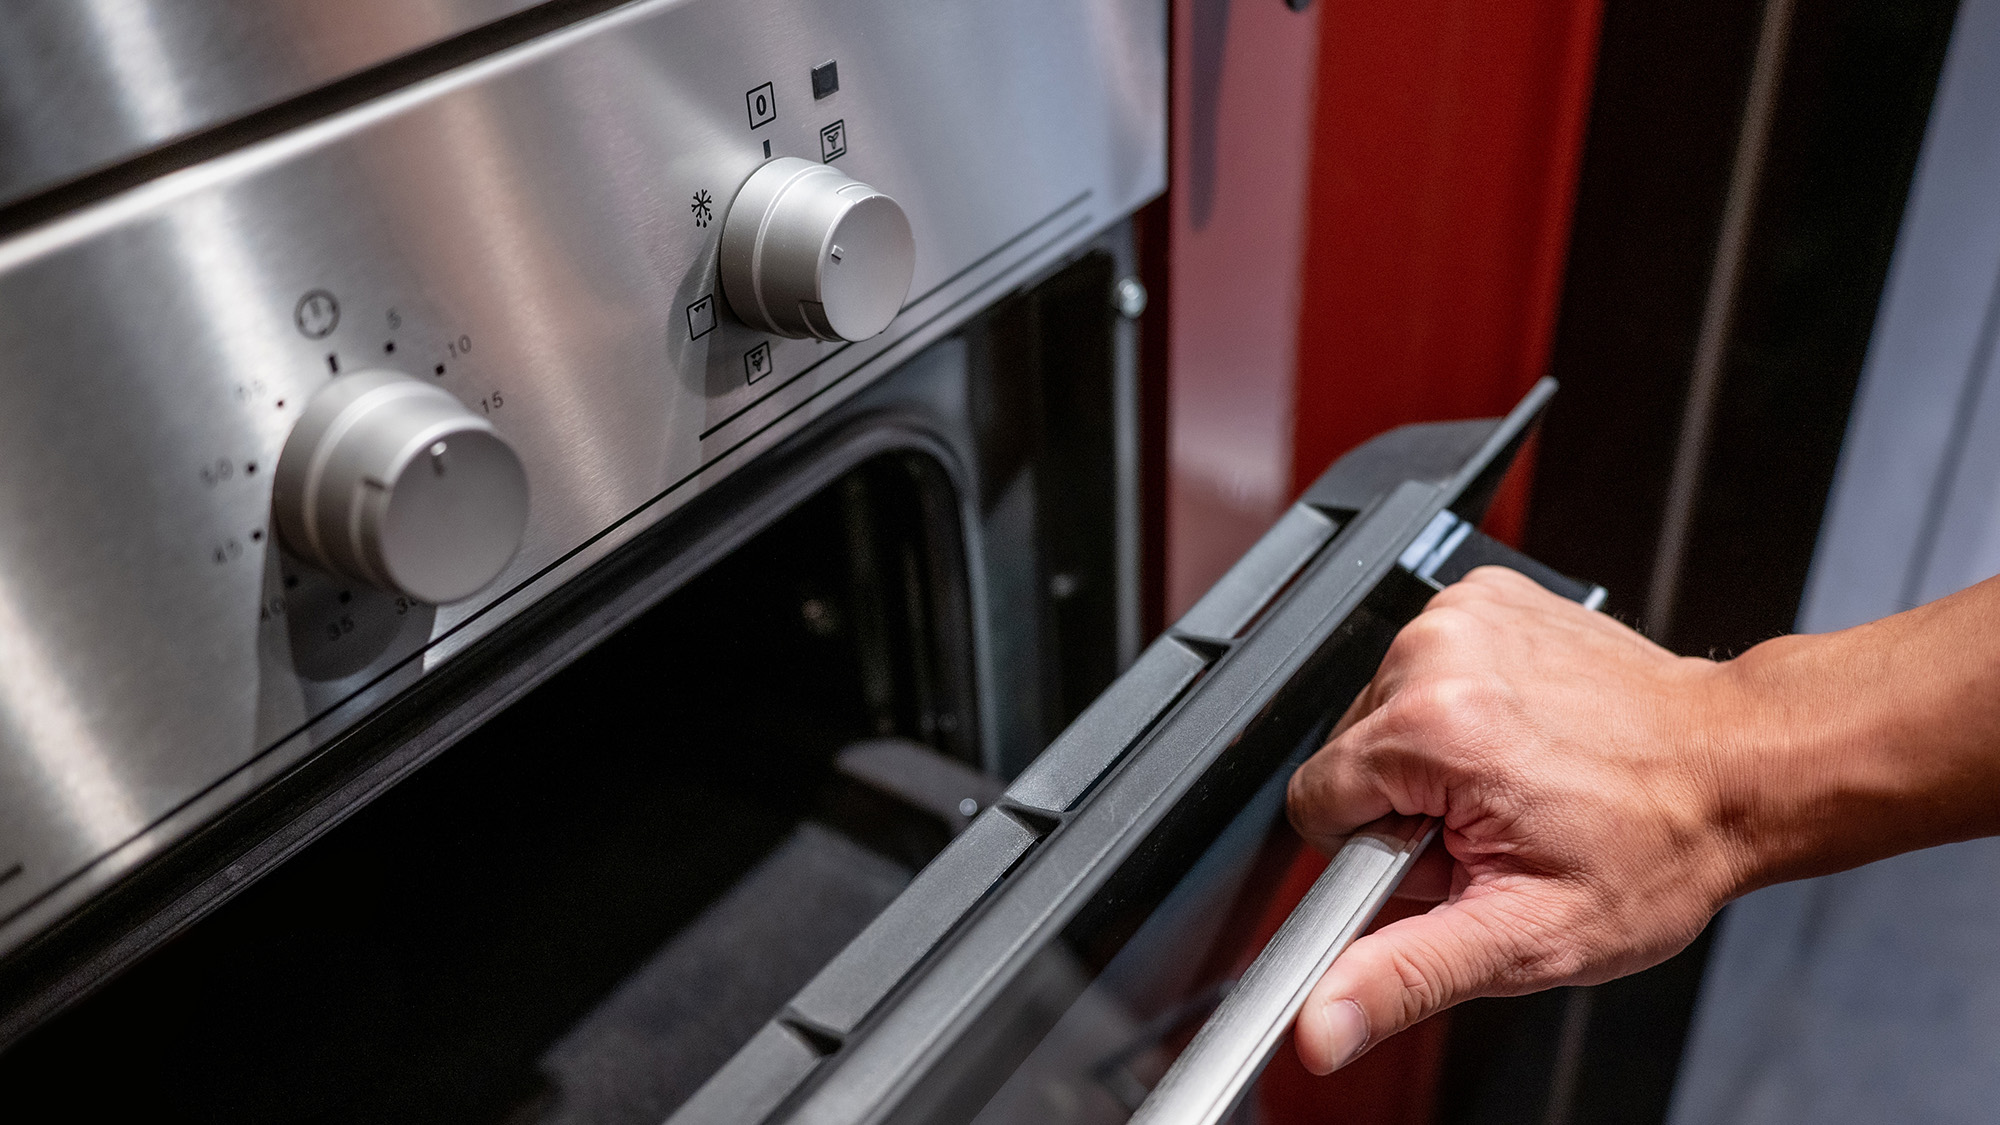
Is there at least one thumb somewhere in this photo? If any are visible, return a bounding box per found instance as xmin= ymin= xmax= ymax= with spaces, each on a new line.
xmin=1293 ymin=893 xmax=1550 ymax=1075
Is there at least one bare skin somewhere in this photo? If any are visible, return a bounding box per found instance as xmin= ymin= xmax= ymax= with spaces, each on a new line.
xmin=1284 ymin=565 xmax=2000 ymax=1074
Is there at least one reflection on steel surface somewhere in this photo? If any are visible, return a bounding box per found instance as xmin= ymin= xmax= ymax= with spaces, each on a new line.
xmin=0 ymin=576 xmax=145 ymax=853
xmin=0 ymin=0 xmax=544 ymax=206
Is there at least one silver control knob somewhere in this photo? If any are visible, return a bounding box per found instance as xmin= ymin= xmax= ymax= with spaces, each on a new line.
xmin=719 ymin=157 xmax=915 ymax=341
xmin=274 ymin=370 xmax=529 ymax=604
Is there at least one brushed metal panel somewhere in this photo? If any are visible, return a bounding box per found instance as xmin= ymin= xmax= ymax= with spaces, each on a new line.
xmin=0 ymin=0 xmax=546 ymax=206
xmin=0 ymin=0 xmax=1163 ymax=959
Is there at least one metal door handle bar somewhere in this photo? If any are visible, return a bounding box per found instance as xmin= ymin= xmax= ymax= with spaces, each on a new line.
xmin=1128 ymin=815 xmax=1439 ymax=1125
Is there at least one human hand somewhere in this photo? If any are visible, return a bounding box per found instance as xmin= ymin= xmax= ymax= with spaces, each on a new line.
xmin=1284 ymin=566 xmax=1748 ymax=1074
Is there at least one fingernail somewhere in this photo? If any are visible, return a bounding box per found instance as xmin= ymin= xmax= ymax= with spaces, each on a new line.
xmin=1320 ymin=999 xmax=1369 ymax=1072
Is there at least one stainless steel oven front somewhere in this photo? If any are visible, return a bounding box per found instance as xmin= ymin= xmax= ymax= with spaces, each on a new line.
xmin=0 ymin=0 xmax=1161 ymax=971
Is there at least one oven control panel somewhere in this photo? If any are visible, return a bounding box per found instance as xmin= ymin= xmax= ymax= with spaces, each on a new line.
xmin=0 ymin=0 xmax=1162 ymax=959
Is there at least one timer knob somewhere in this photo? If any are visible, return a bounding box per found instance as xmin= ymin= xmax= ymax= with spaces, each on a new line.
xmin=719 ymin=157 xmax=915 ymax=341
xmin=274 ymin=370 xmax=529 ymax=604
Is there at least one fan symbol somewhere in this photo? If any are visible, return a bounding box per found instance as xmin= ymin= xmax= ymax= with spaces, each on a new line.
xmin=690 ymin=189 xmax=715 ymax=228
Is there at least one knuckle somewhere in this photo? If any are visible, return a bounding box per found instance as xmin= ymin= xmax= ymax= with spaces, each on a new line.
xmin=1345 ymin=733 xmax=1408 ymax=790
xmin=1425 ymin=575 xmax=1483 ymax=604
xmin=1378 ymin=631 xmax=1428 ymax=674
xmin=1406 ymin=599 xmax=1474 ymax=639
xmin=1388 ymin=675 xmax=1495 ymax=744
xmin=1463 ymin=564 xmax=1536 ymax=595
xmin=1430 ymin=567 xmax=1517 ymax=608
xmin=1284 ymin=768 xmax=1318 ymax=830
xmin=1286 ymin=752 xmax=1364 ymax=838
xmin=1382 ymin=610 xmax=1467 ymax=668
xmin=1423 ymin=674 xmax=1486 ymax=718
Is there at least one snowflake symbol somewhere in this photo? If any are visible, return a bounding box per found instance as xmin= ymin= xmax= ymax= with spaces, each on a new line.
xmin=690 ymin=189 xmax=714 ymax=228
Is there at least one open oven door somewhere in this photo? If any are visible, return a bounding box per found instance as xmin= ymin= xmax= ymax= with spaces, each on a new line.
xmin=674 ymin=377 xmax=1603 ymax=1125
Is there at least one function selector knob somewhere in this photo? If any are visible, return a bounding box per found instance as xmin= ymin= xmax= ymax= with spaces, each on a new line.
xmin=274 ymin=370 xmax=529 ymax=604
xmin=720 ymin=157 xmax=916 ymax=342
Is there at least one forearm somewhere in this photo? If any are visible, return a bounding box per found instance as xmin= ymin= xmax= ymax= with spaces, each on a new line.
xmin=1710 ymin=573 xmax=2000 ymax=895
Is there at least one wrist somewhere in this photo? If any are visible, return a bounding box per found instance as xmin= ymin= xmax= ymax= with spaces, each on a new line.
xmin=1694 ymin=619 xmax=1989 ymax=898
xmin=1667 ymin=651 xmax=1779 ymax=905
xmin=1692 ymin=636 xmax=1835 ymax=898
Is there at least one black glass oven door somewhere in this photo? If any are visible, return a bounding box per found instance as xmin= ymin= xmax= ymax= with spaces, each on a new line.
xmin=678 ymin=378 xmax=1600 ymax=1125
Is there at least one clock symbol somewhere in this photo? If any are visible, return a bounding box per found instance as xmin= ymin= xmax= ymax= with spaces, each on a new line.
xmin=294 ymin=290 xmax=341 ymax=339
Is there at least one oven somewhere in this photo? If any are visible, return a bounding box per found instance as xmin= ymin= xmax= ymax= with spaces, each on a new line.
xmin=0 ymin=3 xmax=1597 ymax=1122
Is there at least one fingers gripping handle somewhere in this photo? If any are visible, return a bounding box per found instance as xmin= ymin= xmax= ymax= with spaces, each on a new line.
xmin=1127 ymin=816 xmax=1439 ymax=1125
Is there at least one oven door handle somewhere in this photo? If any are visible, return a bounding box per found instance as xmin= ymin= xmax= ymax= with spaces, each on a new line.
xmin=1127 ymin=814 xmax=1440 ymax=1125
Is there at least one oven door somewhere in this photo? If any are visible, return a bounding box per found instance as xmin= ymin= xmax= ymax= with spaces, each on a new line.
xmin=681 ymin=377 xmax=1600 ymax=1125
